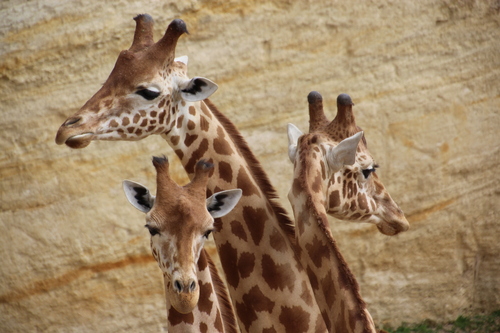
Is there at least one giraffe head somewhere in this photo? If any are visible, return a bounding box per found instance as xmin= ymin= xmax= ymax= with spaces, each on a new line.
xmin=123 ymin=156 xmax=242 ymax=314
xmin=287 ymin=92 xmax=409 ymax=235
xmin=55 ymin=14 xmax=217 ymax=149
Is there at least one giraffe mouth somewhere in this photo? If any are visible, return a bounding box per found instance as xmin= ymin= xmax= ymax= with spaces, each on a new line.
xmin=65 ymin=133 xmax=94 ymax=149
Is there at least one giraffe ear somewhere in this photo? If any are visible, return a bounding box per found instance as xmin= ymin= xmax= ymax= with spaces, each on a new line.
xmin=287 ymin=123 xmax=303 ymax=163
xmin=179 ymin=77 xmax=218 ymax=102
xmin=122 ymin=180 xmax=156 ymax=213
xmin=326 ymin=131 xmax=364 ymax=172
xmin=206 ymin=189 xmax=242 ymax=218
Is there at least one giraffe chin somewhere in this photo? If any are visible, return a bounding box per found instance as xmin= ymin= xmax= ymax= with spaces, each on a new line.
xmin=167 ymin=287 xmax=200 ymax=314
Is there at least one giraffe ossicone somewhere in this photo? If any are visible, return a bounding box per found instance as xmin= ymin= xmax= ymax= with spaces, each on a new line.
xmin=123 ymin=156 xmax=241 ymax=332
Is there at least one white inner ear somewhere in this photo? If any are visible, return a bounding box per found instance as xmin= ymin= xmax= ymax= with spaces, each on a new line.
xmin=326 ymin=131 xmax=364 ymax=172
xmin=287 ymin=123 xmax=303 ymax=163
xmin=174 ymin=55 xmax=188 ymax=65
xmin=180 ymin=77 xmax=218 ymax=102
xmin=122 ymin=180 xmax=156 ymax=213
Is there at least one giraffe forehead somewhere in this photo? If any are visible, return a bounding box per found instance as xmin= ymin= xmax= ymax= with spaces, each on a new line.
xmin=150 ymin=201 xmax=213 ymax=235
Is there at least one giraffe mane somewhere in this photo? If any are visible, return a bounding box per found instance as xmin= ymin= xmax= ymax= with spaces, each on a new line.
xmin=206 ymin=253 xmax=239 ymax=333
xmin=297 ymin=137 xmax=374 ymax=330
xmin=203 ymin=99 xmax=297 ymax=246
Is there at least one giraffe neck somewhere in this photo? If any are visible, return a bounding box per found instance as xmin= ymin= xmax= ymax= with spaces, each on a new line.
xmin=162 ymin=99 xmax=327 ymax=332
xmin=165 ymin=249 xmax=238 ymax=333
xmin=289 ymin=140 xmax=377 ymax=333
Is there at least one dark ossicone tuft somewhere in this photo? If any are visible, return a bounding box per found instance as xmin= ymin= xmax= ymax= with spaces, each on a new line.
xmin=307 ymin=91 xmax=323 ymax=104
xmin=337 ymin=93 xmax=353 ymax=106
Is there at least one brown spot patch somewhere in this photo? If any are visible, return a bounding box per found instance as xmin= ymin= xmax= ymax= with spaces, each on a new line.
xmin=279 ymin=305 xmax=310 ymax=333
xmin=238 ymin=252 xmax=255 ymax=279
xmin=184 ymin=133 xmax=198 ymax=147
xmin=133 ymin=114 xmax=141 ymax=124
xmin=261 ymin=254 xmax=295 ymax=291
xmin=187 ymin=120 xmax=196 ymax=130
xmin=175 ymin=149 xmax=184 ymax=160
xmin=230 ymin=220 xmax=247 ymax=242
xmin=292 ymin=178 xmax=302 ymax=197
xmin=243 ymin=285 xmax=275 ymax=313
xmin=158 ymin=110 xmax=166 ymax=124
xmin=214 ymin=309 xmax=224 ymax=332
xmin=237 ymin=168 xmax=260 ymax=197
xmin=200 ymin=115 xmax=210 ymax=132
xmin=213 ymin=134 xmax=234 ymax=156
xmin=329 ymin=190 xmax=341 ymax=209
xmin=218 ymin=161 xmax=233 ymax=184
xmin=189 ymin=106 xmax=196 ymax=115
xmin=300 ymin=280 xmax=314 ymax=306
xmin=170 ymin=135 xmax=180 ymax=146
xmin=269 ymin=228 xmax=288 ymax=253
xmin=321 ymin=270 xmax=336 ymax=309
xmin=358 ymin=193 xmax=369 ymax=212
xmin=109 ymin=119 xmax=119 ymax=127
xmin=242 ymin=206 xmax=267 ymax=246
xmin=185 ymin=138 xmax=209 ymax=173
xmin=168 ymin=305 xmax=195 ymax=326
xmin=122 ymin=117 xmax=130 ymax=126
xmin=176 ymin=115 xmax=184 ymax=128
xmin=198 ymin=281 xmax=214 ymax=314
xmin=235 ymin=301 xmax=257 ymax=332
xmin=305 ymin=234 xmax=331 ymax=268
xmin=218 ymin=242 xmax=239 ymax=288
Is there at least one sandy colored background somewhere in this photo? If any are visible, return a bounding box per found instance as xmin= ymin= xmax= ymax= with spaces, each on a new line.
xmin=1 ymin=0 xmax=499 ymax=331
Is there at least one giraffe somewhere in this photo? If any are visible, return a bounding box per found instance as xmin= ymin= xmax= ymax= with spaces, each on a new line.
xmin=55 ymin=15 xmax=328 ymax=332
xmin=286 ymin=91 xmax=409 ymax=332
xmin=122 ymin=156 xmax=242 ymax=333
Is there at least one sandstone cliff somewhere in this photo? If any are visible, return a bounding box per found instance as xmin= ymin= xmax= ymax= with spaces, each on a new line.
xmin=1 ymin=0 xmax=499 ymax=331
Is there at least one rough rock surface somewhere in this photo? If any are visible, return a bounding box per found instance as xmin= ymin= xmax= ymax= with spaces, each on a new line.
xmin=1 ymin=0 xmax=499 ymax=331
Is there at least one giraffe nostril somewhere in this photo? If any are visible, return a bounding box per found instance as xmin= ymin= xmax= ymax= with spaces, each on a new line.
xmin=64 ymin=116 xmax=82 ymax=126
xmin=189 ymin=280 xmax=196 ymax=292
xmin=174 ymin=280 xmax=183 ymax=293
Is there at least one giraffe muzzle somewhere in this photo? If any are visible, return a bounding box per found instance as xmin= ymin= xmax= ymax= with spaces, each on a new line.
xmin=167 ymin=277 xmax=200 ymax=314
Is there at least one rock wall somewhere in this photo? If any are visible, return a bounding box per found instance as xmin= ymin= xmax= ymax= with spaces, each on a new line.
xmin=1 ymin=0 xmax=499 ymax=331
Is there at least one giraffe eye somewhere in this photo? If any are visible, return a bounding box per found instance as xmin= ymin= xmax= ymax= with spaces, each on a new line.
xmin=203 ymin=229 xmax=213 ymax=239
xmin=145 ymin=225 xmax=160 ymax=236
xmin=362 ymin=168 xmax=375 ymax=178
xmin=136 ymin=88 xmax=160 ymax=100
xmin=362 ymin=165 xmax=379 ymax=179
